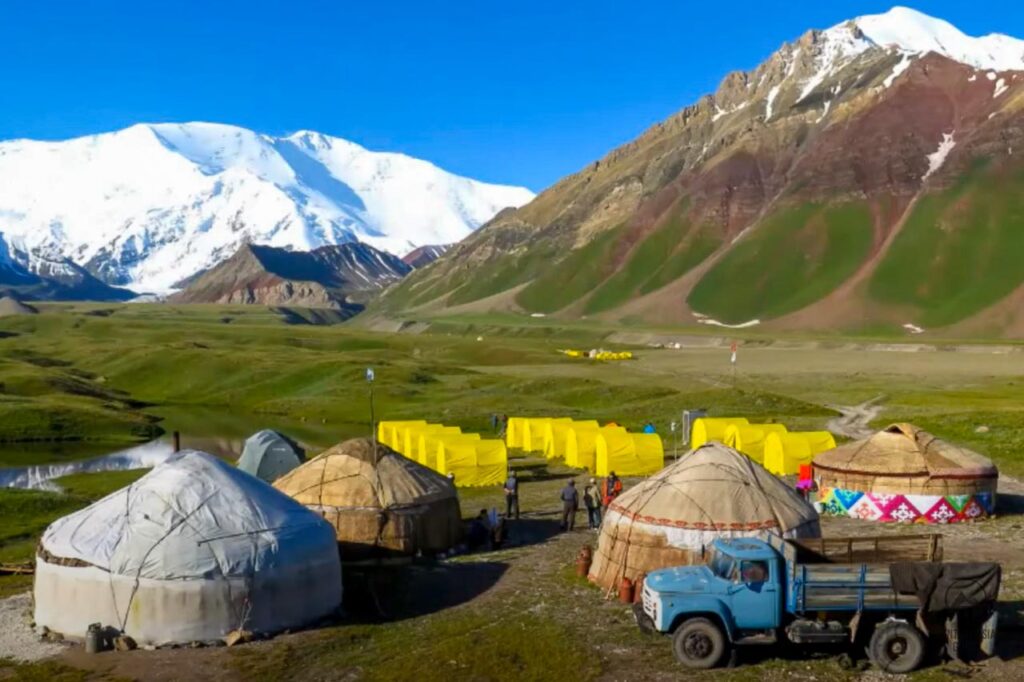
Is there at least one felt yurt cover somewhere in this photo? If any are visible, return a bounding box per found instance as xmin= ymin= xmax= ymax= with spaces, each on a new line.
xmin=690 ymin=417 xmax=749 ymax=450
xmin=815 ymin=424 xmax=998 ymax=523
xmin=237 ymin=429 xmax=305 ymax=483
xmin=589 ymin=443 xmax=820 ymax=590
xmin=274 ymin=438 xmax=462 ymax=560
xmin=34 ymin=451 xmax=342 ymax=645
xmin=763 ymin=431 xmax=836 ymax=476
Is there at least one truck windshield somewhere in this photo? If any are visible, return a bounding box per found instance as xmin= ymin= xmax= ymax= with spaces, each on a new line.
xmin=707 ymin=550 xmax=734 ymax=580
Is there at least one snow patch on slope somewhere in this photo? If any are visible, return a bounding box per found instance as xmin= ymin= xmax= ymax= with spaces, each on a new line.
xmin=923 ymin=132 xmax=957 ymax=182
xmin=884 ymin=53 xmax=915 ymax=87
xmin=765 ymin=85 xmax=781 ymax=121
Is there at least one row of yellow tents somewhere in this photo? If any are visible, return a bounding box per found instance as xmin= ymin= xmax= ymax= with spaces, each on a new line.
xmin=559 ymin=349 xmax=634 ymax=361
xmin=690 ymin=417 xmax=836 ymax=475
xmin=506 ymin=417 xmax=663 ymax=477
xmin=377 ymin=420 xmax=507 ymax=487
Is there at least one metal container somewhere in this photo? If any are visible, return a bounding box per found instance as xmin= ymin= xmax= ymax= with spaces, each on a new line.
xmin=85 ymin=623 xmax=103 ymax=654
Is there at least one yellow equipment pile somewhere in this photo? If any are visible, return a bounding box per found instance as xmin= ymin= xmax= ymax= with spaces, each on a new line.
xmin=689 ymin=417 xmax=836 ymax=476
xmin=377 ymin=421 xmax=506 ymax=487
xmin=558 ymin=349 xmax=634 ymax=361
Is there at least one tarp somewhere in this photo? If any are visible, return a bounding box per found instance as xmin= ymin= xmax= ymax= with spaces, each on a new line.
xmin=35 ymin=451 xmax=341 ymax=644
xmin=506 ymin=417 xmax=528 ymax=449
xmin=237 ymin=429 xmax=305 ymax=483
xmin=565 ymin=423 xmax=612 ymax=471
xmin=275 ymin=438 xmax=462 ymax=559
xmin=890 ymin=562 xmax=1001 ymax=612
xmin=723 ymin=424 xmax=788 ymax=464
xmin=690 ymin=417 xmax=749 ymax=449
xmin=595 ymin=431 xmax=663 ymax=477
xmin=588 ymin=443 xmax=820 ymax=590
xmin=763 ymin=431 xmax=836 ymax=476
xmin=521 ymin=418 xmax=553 ymax=452
xmin=436 ymin=437 xmax=507 ymax=487
xmin=542 ymin=419 xmax=576 ymax=460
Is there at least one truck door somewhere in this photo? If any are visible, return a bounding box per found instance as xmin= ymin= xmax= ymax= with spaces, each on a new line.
xmin=726 ymin=559 xmax=780 ymax=630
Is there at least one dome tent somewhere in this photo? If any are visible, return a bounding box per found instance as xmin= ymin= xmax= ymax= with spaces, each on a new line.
xmin=815 ymin=424 xmax=998 ymax=523
xmin=588 ymin=443 xmax=820 ymax=590
xmin=723 ymin=424 xmax=788 ymax=464
xmin=34 ymin=451 xmax=342 ymax=645
xmin=763 ymin=431 xmax=836 ymax=476
xmin=237 ymin=429 xmax=305 ymax=483
xmin=274 ymin=438 xmax=462 ymax=561
xmin=690 ymin=417 xmax=748 ymax=450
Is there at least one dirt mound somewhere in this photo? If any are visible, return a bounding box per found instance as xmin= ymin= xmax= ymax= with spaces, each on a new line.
xmin=0 ymin=296 xmax=38 ymax=316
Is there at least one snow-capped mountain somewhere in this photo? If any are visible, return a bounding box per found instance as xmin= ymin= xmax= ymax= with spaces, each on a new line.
xmin=0 ymin=122 xmax=535 ymax=293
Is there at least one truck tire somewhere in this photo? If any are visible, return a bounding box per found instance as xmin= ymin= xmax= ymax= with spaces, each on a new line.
xmin=868 ymin=621 xmax=926 ymax=674
xmin=672 ymin=618 xmax=728 ymax=669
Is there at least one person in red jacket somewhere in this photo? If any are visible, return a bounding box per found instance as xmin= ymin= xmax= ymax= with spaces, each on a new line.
xmin=601 ymin=471 xmax=622 ymax=510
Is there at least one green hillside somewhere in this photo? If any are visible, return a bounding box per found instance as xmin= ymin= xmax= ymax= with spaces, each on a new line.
xmin=869 ymin=162 xmax=1024 ymax=326
xmin=687 ymin=202 xmax=874 ymax=323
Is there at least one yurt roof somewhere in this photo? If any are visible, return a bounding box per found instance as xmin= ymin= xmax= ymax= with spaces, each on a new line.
xmin=39 ymin=450 xmax=335 ymax=579
xmin=609 ymin=443 xmax=819 ymax=534
xmin=813 ymin=424 xmax=997 ymax=479
xmin=274 ymin=438 xmax=456 ymax=510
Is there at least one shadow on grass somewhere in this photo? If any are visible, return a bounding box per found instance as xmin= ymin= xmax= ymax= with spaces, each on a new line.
xmin=997 ymin=494 xmax=1024 ymax=515
xmin=343 ymin=561 xmax=508 ymax=624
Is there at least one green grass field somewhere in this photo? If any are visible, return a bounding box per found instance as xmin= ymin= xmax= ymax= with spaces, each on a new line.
xmin=2 ymin=303 xmax=1023 ymax=680
xmin=869 ymin=162 xmax=1024 ymax=326
xmin=688 ymin=202 xmax=874 ymax=323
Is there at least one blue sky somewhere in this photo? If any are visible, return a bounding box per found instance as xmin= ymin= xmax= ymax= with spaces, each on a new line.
xmin=1 ymin=1 xmax=1020 ymax=191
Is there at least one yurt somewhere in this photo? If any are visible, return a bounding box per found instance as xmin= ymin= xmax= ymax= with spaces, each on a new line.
xmin=541 ymin=419 xmax=576 ymax=460
xmin=723 ymin=423 xmax=788 ymax=464
xmin=436 ymin=438 xmax=507 ymax=487
xmin=690 ymin=417 xmax=749 ymax=449
xmin=763 ymin=431 xmax=836 ymax=476
xmin=594 ymin=431 xmax=663 ymax=476
xmin=237 ymin=429 xmax=305 ymax=483
xmin=814 ymin=424 xmax=998 ymax=523
xmin=34 ymin=451 xmax=342 ymax=645
xmin=274 ymin=438 xmax=462 ymax=560
xmin=589 ymin=443 xmax=820 ymax=590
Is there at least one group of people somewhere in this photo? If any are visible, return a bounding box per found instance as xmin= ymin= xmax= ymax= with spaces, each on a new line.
xmin=557 ymin=472 xmax=622 ymax=531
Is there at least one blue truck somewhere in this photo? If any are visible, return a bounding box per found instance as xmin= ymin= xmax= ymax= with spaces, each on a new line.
xmin=637 ymin=534 xmax=998 ymax=673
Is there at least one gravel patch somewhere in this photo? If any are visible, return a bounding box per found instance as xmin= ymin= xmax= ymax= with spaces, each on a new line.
xmin=0 ymin=593 xmax=64 ymax=662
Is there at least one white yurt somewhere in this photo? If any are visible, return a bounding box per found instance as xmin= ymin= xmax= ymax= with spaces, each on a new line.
xmin=34 ymin=451 xmax=342 ymax=645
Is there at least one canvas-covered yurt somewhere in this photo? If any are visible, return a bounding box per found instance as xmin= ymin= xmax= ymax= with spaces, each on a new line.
xmin=436 ymin=438 xmax=507 ymax=487
xmin=274 ymin=438 xmax=462 ymax=560
xmin=589 ymin=443 xmax=820 ymax=590
xmin=815 ymin=424 xmax=998 ymax=523
xmin=723 ymin=423 xmax=788 ymax=464
xmin=34 ymin=451 xmax=342 ymax=645
xmin=541 ymin=418 xmax=576 ymax=459
xmin=237 ymin=429 xmax=305 ymax=483
xmin=763 ymin=431 xmax=836 ymax=476
xmin=594 ymin=431 xmax=664 ymax=476
xmin=690 ymin=417 xmax=749 ymax=449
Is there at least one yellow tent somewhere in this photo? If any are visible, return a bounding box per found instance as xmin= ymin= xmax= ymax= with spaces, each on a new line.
xmin=723 ymin=424 xmax=788 ymax=464
xmin=435 ymin=437 xmax=507 ymax=487
xmin=690 ymin=417 xmax=749 ymax=450
xmin=595 ymin=431 xmax=663 ymax=476
xmin=377 ymin=420 xmax=427 ymax=450
xmin=420 ymin=431 xmax=477 ymax=470
xmin=521 ymin=418 xmax=553 ymax=452
xmin=567 ymin=424 xmax=622 ymax=471
xmin=763 ymin=431 xmax=836 ymax=476
xmin=506 ymin=417 xmax=528 ymax=449
xmin=408 ymin=425 xmax=460 ymax=463
xmin=541 ymin=419 xmax=576 ymax=460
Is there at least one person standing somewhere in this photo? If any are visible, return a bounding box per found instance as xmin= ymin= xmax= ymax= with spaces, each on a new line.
xmin=560 ymin=480 xmax=579 ymax=531
xmin=503 ymin=470 xmax=520 ymax=520
xmin=642 ymin=422 xmax=656 ymax=434
xmin=601 ymin=471 xmax=622 ymax=512
xmin=583 ymin=478 xmax=602 ymax=529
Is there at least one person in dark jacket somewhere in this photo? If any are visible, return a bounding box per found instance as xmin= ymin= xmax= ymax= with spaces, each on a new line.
xmin=560 ymin=480 xmax=579 ymax=531
xmin=503 ymin=470 xmax=520 ymax=519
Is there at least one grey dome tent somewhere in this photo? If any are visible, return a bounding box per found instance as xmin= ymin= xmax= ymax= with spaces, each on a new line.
xmin=237 ymin=429 xmax=305 ymax=483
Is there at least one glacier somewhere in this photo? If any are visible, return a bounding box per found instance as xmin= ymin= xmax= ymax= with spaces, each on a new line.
xmin=0 ymin=122 xmax=535 ymax=293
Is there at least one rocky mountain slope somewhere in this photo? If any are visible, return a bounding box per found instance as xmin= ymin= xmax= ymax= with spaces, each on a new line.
xmin=0 ymin=123 xmax=534 ymax=294
xmin=170 ymin=242 xmax=410 ymax=313
xmin=402 ymin=245 xmax=450 ymax=269
xmin=0 ymin=236 xmax=134 ymax=302
xmin=380 ymin=7 xmax=1024 ymax=337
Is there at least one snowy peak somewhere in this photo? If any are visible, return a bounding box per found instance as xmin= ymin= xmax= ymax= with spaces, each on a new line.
xmin=851 ymin=7 xmax=1024 ymax=71
xmin=0 ymin=122 xmax=535 ymax=293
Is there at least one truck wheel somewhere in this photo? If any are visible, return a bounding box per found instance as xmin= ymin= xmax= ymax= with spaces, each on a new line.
xmin=672 ymin=618 xmax=728 ymax=669
xmin=868 ymin=621 xmax=926 ymax=674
